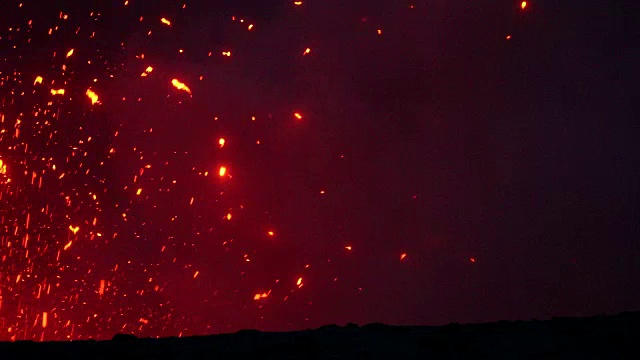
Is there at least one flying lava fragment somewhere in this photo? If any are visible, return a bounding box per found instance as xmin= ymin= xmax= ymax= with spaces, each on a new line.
xmin=253 ymin=291 xmax=270 ymax=300
xmin=86 ymin=89 xmax=99 ymax=104
xmin=141 ymin=66 xmax=154 ymax=77
xmin=171 ymin=79 xmax=191 ymax=94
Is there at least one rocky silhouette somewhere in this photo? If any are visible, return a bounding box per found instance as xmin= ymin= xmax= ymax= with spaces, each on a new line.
xmin=1 ymin=311 xmax=639 ymax=359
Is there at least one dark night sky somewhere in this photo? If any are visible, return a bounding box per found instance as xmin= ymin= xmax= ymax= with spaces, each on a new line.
xmin=0 ymin=0 xmax=638 ymax=340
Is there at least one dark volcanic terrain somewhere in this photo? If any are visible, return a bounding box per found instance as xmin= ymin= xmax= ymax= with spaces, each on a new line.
xmin=1 ymin=311 xmax=639 ymax=359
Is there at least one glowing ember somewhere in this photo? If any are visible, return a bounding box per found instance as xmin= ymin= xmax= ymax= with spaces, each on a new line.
xmin=161 ymin=17 xmax=172 ymax=26
xmin=218 ymin=166 xmax=227 ymax=177
xmin=521 ymin=1 xmax=527 ymax=9
xmin=99 ymin=280 xmax=106 ymax=296
xmin=86 ymin=89 xmax=99 ymax=104
xmin=253 ymin=291 xmax=270 ymax=300
xmin=141 ymin=66 xmax=154 ymax=76
xmin=171 ymin=79 xmax=192 ymax=94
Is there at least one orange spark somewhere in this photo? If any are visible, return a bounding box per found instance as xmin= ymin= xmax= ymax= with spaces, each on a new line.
xmin=248 ymin=24 xmax=254 ymax=30
xmin=66 ymin=48 xmax=74 ymax=57
xmin=303 ymin=47 xmax=311 ymax=55
xmin=521 ymin=1 xmax=527 ymax=9
xmin=34 ymin=76 xmax=43 ymax=85
xmin=171 ymin=79 xmax=191 ymax=94
xmin=141 ymin=66 xmax=154 ymax=76
xmin=268 ymin=231 xmax=275 ymax=236
xmin=345 ymin=246 xmax=352 ymax=251
xmin=294 ymin=1 xmax=303 ymax=5
xmin=42 ymin=312 xmax=48 ymax=328
xmin=377 ymin=29 xmax=383 ymax=35
xmin=136 ymin=188 xmax=142 ymax=196
xmin=63 ymin=241 xmax=73 ymax=250
xmin=69 ymin=225 xmax=80 ymax=234
xmin=51 ymin=89 xmax=65 ymax=95
xmin=222 ymin=51 xmax=232 ymax=56
xmin=506 ymin=35 xmax=512 ymax=40
xmin=253 ymin=291 xmax=270 ymax=300
xmin=226 ymin=213 xmax=232 ymax=220
xmin=99 ymin=280 xmax=105 ymax=296
xmin=294 ymin=112 xmax=303 ymax=120
xmin=86 ymin=89 xmax=99 ymax=104
xmin=296 ymin=277 xmax=303 ymax=288
xmin=218 ymin=138 xmax=226 ymax=147
xmin=400 ymin=253 xmax=407 ymax=261
xmin=193 ymin=271 xmax=199 ymax=279
xmin=161 ymin=17 xmax=171 ymax=26
xmin=218 ymin=166 xmax=227 ymax=177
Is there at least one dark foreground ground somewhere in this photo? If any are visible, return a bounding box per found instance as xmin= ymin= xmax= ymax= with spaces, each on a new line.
xmin=1 ymin=311 xmax=639 ymax=359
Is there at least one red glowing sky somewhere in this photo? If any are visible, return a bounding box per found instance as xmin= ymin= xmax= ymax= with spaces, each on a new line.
xmin=0 ymin=0 xmax=638 ymax=341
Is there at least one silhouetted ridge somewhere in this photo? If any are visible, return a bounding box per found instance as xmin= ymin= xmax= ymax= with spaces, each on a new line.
xmin=0 ymin=311 xmax=638 ymax=359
